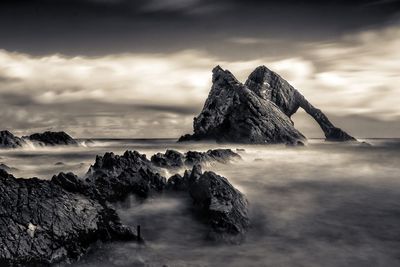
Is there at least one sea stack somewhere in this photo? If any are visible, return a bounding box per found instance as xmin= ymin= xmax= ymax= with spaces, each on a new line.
xmin=180 ymin=66 xmax=356 ymax=144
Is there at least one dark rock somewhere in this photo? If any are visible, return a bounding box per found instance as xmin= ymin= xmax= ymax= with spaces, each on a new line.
xmin=185 ymin=149 xmax=241 ymax=167
xmin=180 ymin=65 xmax=356 ymax=143
xmin=52 ymin=172 xmax=91 ymax=195
xmin=166 ymin=165 xmax=249 ymax=242
xmin=188 ymin=165 xmax=249 ymax=242
xmin=245 ymin=66 xmax=356 ymax=142
xmin=0 ymin=130 xmax=25 ymax=148
xmin=151 ymin=149 xmax=241 ymax=169
xmin=166 ymin=165 xmax=202 ymax=191
xmin=151 ymin=149 xmax=185 ymax=169
xmin=85 ymin=151 xmax=166 ymax=201
xmin=236 ymin=148 xmax=246 ymax=152
xmin=26 ymin=131 xmax=78 ymax=146
xmin=0 ymin=169 xmax=137 ymax=266
xmin=0 ymin=163 xmax=17 ymax=172
xmin=0 ymin=147 xmax=247 ymax=265
xmin=55 ymin=161 xmax=65 ymax=166
xmin=166 ymin=173 xmax=187 ymax=191
xmin=1 ymin=130 xmax=80 ymax=148
xmin=88 ymin=168 xmax=165 ymax=201
xmin=178 ymin=134 xmax=195 ymax=142
xmin=179 ymin=66 xmax=306 ymax=145
xmin=88 ymin=151 xmax=155 ymax=177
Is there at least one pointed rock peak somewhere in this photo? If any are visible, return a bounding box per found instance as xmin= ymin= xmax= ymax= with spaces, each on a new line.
xmin=212 ymin=65 xmax=224 ymax=74
xmin=247 ymin=65 xmax=279 ymax=84
xmin=0 ymin=130 xmax=14 ymax=136
xmin=212 ymin=65 xmax=240 ymax=84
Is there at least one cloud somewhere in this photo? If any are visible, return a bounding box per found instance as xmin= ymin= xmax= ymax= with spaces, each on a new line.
xmin=0 ymin=24 xmax=399 ymax=137
xmin=303 ymin=25 xmax=400 ymax=120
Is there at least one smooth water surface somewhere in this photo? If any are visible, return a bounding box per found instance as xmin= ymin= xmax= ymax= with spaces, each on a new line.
xmin=1 ymin=139 xmax=400 ymax=267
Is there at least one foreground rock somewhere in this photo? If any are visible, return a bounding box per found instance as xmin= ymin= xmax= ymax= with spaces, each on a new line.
xmin=167 ymin=165 xmax=249 ymax=242
xmin=26 ymin=131 xmax=78 ymax=146
xmin=0 ymin=148 xmax=249 ymax=265
xmin=0 ymin=169 xmax=137 ymax=266
xmin=151 ymin=148 xmax=241 ymax=169
xmin=57 ymin=150 xmax=249 ymax=242
xmin=0 ymin=130 xmax=26 ymax=148
xmin=85 ymin=151 xmax=166 ymax=201
xmin=180 ymin=65 xmax=356 ymax=143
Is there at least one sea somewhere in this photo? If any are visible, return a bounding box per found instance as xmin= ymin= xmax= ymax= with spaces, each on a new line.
xmin=1 ymin=138 xmax=400 ymax=267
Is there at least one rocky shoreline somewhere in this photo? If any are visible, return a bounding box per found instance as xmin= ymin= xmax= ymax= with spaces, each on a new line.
xmin=0 ymin=149 xmax=247 ymax=265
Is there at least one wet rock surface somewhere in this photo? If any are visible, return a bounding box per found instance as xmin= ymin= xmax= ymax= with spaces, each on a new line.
xmin=85 ymin=151 xmax=166 ymax=201
xmin=0 ymin=149 xmax=249 ymax=264
xmin=0 ymin=130 xmax=25 ymax=149
xmin=151 ymin=149 xmax=185 ymax=169
xmin=66 ymin=150 xmax=249 ymax=242
xmin=167 ymin=165 xmax=250 ymax=242
xmin=180 ymin=65 xmax=356 ymax=143
xmin=151 ymin=148 xmax=241 ymax=169
xmin=0 ymin=169 xmax=137 ymax=266
xmin=0 ymin=130 xmax=79 ymax=148
xmin=26 ymin=131 xmax=78 ymax=146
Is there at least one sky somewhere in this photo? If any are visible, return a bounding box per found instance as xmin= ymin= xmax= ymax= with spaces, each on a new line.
xmin=0 ymin=0 xmax=400 ymax=138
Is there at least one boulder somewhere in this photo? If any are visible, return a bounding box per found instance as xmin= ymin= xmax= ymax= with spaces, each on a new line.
xmin=166 ymin=165 xmax=250 ymax=242
xmin=85 ymin=151 xmax=166 ymax=201
xmin=0 ymin=130 xmax=25 ymax=148
xmin=26 ymin=131 xmax=78 ymax=146
xmin=151 ymin=148 xmax=241 ymax=169
xmin=0 ymin=169 xmax=137 ymax=266
xmin=185 ymin=149 xmax=241 ymax=166
xmin=188 ymin=165 xmax=250 ymax=242
xmin=151 ymin=149 xmax=185 ymax=169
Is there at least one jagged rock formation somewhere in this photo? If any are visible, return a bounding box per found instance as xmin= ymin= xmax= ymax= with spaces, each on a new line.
xmin=59 ymin=149 xmax=248 ymax=241
xmin=76 ymin=150 xmax=248 ymax=242
xmin=0 ymin=163 xmax=17 ymax=172
xmin=167 ymin=165 xmax=249 ymax=242
xmin=52 ymin=149 xmax=240 ymax=203
xmin=26 ymin=131 xmax=78 ymax=146
xmin=245 ymin=66 xmax=355 ymax=141
xmin=151 ymin=150 xmax=185 ymax=169
xmin=185 ymin=149 xmax=241 ymax=166
xmin=0 ymin=169 xmax=137 ymax=266
xmin=180 ymin=65 xmax=356 ymax=143
xmin=0 ymin=130 xmax=79 ymax=148
xmin=85 ymin=151 xmax=166 ymax=201
xmin=0 ymin=148 xmax=249 ymax=264
xmin=151 ymin=149 xmax=241 ymax=169
xmin=0 ymin=130 xmax=25 ymax=148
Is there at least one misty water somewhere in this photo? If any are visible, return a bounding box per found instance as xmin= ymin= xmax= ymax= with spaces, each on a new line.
xmin=1 ymin=139 xmax=400 ymax=267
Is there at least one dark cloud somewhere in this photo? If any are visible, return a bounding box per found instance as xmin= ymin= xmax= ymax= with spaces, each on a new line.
xmin=0 ymin=0 xmax=399 ymax=57
xmin=0 ymin=93 xmax=36 ymax=107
